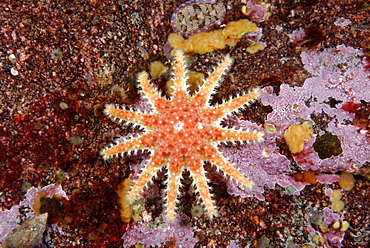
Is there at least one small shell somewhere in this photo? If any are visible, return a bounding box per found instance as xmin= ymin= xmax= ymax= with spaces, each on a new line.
xmin=171 ymin=0 xmax=225 ymax=36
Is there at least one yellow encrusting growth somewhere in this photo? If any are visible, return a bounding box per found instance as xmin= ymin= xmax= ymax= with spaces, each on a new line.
xmin=329 ymin=189 xmax=345 ymax=212
xmin=284 ymin=120 xmax=313 ymax=153
xmin=101 ymin=49 xmax=263 ymax=222
xmin=246 ymin=43 xmax=266 ymax=54
xmin=340 ymin=220 xmax=350 ymax=232
xmin=338 ymin=172 xmax=355 ymax=191
xmin=117 ymin=178 xmax=135 ymax=223
xmin=168 ymin=19 xmax=259 ymax=54
xmin=149 ymin=61 xmax=167 ymax=80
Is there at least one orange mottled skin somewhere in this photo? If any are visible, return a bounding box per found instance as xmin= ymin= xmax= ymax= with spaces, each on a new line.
xmin=101 ymin=49 xmax=263 ymax=222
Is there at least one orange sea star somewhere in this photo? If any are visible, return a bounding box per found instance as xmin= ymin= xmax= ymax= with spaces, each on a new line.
xmin=101 ymin=49 xmax=264 ymax=221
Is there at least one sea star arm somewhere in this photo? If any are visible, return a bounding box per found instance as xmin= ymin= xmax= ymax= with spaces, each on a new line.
xmin=127 ymin=151 xmax=166 ymax=203
xmin=104 ymin=104 xmax=154 ymax=127
xmin=205 ymin=146 xmax=255 ymax=190
xmin=206 ymin=88 xmax=261 ymax=120
xmin=137 ymin=71 xmax=167 ymax=110
xmin=165 ymin=158 xmax=183 ymax=222
xmin=189 ymin=157 xmax=219 ymax=219
xmin=100 ymin=133 xmax=155 ymax=160
xmin=211 ymin=127 xmax=264 ymax=143
xmin=193 ymin=54 xmax=233 ymax=107
xmin=171 ymin=49 xmax=188 ymax=99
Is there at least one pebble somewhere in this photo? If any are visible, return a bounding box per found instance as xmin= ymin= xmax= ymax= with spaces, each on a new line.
xmin=3 ymin=213 xmax=48 ymax=248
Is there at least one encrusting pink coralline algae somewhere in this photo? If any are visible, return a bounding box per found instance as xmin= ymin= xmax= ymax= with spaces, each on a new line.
xmin=261 ymin=45 xmax=369 ymax=172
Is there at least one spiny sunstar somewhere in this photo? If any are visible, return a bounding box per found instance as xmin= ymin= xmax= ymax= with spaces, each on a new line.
xmin=101 ymin=49 xmax=264 ymax=222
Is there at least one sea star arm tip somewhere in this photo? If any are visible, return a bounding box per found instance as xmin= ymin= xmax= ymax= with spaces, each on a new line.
xmin=209 ymin=87 xmax=262 ymax=120
xmin=205 ymin=147 xmax=255 ymax=190
xmin=101 ymin=134 xmax=155 ymax=160
xmin=137 ymin=71 xmax=166 ymax=110
xmin=193 ymin=53 xmax=234 ymax=106
xmin=212 ymin=127 xmax=264 ymax=143
xmin=165 ymin=161 xmax=183 ymax=222
xmin=127 ymin=152 xmax=166 ymax=203
xmin=188 ymin=159 xmax=219 ymax=220
xmin=103 ymin=103 xmax=154 ymax=127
